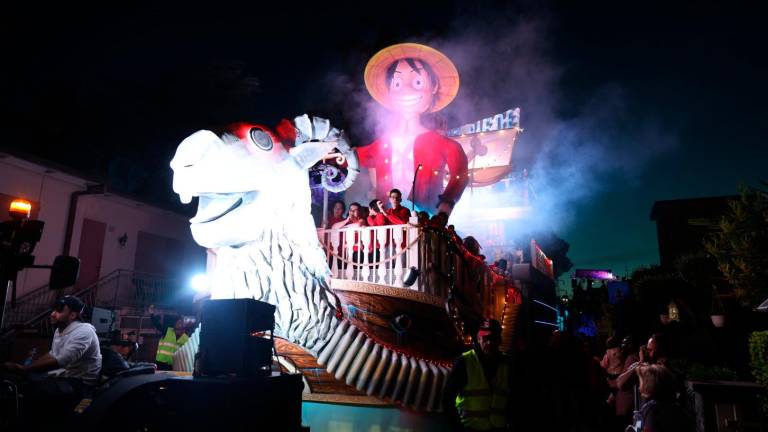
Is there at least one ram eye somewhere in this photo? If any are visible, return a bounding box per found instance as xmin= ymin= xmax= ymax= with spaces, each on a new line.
xmin=249 ymin=128 xmax=273 ymax=151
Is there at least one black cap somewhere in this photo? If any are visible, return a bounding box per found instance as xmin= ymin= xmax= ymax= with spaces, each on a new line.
xmin=478 ymin=318 xmax=502 ymax=336
xmin=54 ymin=295 xmax=86 ymax=315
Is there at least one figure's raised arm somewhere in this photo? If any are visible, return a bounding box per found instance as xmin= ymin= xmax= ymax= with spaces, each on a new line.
xmin=440 ymin=137 xmax=469 ymax=209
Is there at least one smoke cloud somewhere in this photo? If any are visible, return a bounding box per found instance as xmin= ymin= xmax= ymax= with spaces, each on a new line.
xmin=322 ymin=8 xmax=677 ymax=260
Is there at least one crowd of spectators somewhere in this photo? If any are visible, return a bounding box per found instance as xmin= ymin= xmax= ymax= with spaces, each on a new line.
xmin=503 ymin=329 xmax=695 ymax=431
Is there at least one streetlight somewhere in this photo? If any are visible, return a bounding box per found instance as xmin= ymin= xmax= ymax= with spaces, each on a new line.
xmin=9 ymin=199 xmax=32 ymax=219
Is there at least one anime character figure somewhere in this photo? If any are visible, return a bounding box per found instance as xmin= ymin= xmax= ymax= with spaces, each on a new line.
xmin=357 ymin=43 xmax=468 ymax=215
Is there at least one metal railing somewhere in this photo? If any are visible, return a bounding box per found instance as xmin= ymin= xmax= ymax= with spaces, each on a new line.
xmin=0 ymin=274 xmax=101 ymax=336
xmin=1 ymin=269 xmax=177 ymax=337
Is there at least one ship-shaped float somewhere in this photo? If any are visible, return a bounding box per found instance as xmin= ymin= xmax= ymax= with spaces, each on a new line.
xmin=169 ymin=112 xmax=557 ymax=410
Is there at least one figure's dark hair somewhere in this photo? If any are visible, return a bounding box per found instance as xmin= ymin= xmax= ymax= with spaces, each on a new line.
xmin=369 ymin=199 xmax=381 ymax=212
xmin=331 ymin=200 xmax=346 ymax=212
xmin=389 ymin=188 xmax=402 ymax=197
xmin=385 ymin=58 xmax=438 ymax=90
xmin=349 ymin=202 xmax=361 ymax=210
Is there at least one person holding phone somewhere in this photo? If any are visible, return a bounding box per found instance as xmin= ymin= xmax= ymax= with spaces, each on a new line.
xmin=367 ymin=199 xmax=403 ymax=227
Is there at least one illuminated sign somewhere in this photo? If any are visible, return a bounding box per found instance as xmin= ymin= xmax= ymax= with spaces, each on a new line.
xmin=446 ymin=109 xmax=523 ymax=187
xmin=531 ymin=239 xmax=554 ymax=280
xmin=446 ymin=108 xmax=521 ymax=137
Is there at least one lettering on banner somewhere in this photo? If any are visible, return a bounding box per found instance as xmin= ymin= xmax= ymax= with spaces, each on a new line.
xmin=446 ymin=108 xmax=521 ymax=137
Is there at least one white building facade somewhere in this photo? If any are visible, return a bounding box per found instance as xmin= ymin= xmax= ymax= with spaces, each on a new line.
xmin=0 ymin=152 xmax=204 ymax=299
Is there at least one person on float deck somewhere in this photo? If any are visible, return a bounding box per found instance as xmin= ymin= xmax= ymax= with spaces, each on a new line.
xmin=357 ymin=43 xmax=469 ymax=216
xmin=331 ymin=201 xmax=366 ymax=229
xmin=367 ymin=199 xmax=390 ymax=226
xmin=385 ymin=188 xmax=412 ymax=224
xmin=327 ymin=199 xmax=346 ymax=228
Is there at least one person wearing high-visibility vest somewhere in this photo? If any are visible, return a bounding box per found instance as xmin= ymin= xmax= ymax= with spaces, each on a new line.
xmin=149 ymin=304 xmax=189 ymax=371
xmin=442 ymin=319 xmax=513 ymax=431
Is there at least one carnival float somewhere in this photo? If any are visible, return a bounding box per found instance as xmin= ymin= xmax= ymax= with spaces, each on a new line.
xmin=168 ymin=43 xmax=556 ymax=411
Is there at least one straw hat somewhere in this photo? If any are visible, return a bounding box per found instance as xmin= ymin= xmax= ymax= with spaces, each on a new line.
xmin=364 ymin=43 xmax=460 ymax=113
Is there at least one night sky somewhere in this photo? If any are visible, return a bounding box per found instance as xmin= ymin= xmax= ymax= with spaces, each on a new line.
xmin=3 ymin=1 xmax=766 ymax=277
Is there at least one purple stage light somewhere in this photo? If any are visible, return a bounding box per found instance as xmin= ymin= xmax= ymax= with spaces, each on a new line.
xmin=574 ymin=269 xmax=616 ymax=280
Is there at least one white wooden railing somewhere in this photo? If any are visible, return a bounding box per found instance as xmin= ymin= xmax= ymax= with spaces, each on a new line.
xmin=317 ymin=224 xmax=421 ymax=288
xmin=317 ymin=223 xmax=513 ymax=318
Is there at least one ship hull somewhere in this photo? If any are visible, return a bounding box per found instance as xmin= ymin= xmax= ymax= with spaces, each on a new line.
xmin=275 ymin=279 xmax=463 ymax=407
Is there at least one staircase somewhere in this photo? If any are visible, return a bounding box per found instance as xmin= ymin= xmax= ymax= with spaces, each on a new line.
xmin=1 ymin=269 xmax=177 ymax=338
xmin=499 ymin=294 xmax=521 ymax=354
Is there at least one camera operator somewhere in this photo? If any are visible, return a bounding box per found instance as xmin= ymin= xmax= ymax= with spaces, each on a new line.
xmin=1 ymin=295 xmax=101 ymax=424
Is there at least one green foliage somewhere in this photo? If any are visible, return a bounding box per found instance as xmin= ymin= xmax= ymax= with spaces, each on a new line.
xmin=704 ymin=187 xmax=768 ymax=307
xmin=686 ymin=363 xmax=738 ymax=381
xmin=749 ymin=331 xmax=768 ymax=414
xmin=676 ymin=252 xmax=725 ymax=314
xmin=676 ymin=252 xmax=721 ymax=285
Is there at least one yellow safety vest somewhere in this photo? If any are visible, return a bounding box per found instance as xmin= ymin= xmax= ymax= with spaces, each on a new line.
xmin=455 ymin=349 xmax=510 ymax=430
xmin=155 ymin=328 xmax=189 ymax=366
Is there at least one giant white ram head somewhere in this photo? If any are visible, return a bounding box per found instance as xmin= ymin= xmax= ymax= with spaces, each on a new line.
xmin=169 ymin=115 xmax=346 ymax=353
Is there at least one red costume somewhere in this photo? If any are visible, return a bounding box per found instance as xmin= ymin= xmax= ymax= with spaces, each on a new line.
xmin=384 ymin=206 xmax=411 ymax=225
xmin=327 ymin=215 xmax=345 ymax=227
xmin=357 ymin=131 xmax=469 ymax=212
xmin=367 ymin=214 xmax=388 ymax=227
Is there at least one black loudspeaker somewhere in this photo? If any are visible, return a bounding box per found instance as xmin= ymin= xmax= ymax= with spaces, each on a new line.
xmin=199 ymin=335 xmax=274 ymax=377
xmin=202 ymin=298 xmax=276 ymax=334
xmin=199 ymin=299 xmax=276 ymax=377
xmin=50 ymin=255 xmax=80 ymax=290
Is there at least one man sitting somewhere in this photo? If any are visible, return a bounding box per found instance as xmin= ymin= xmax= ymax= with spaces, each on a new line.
xmin=100 ymin=330 xmax=155 ymax=381
xmin=1 ymin=295 xmax=102 ymax=424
